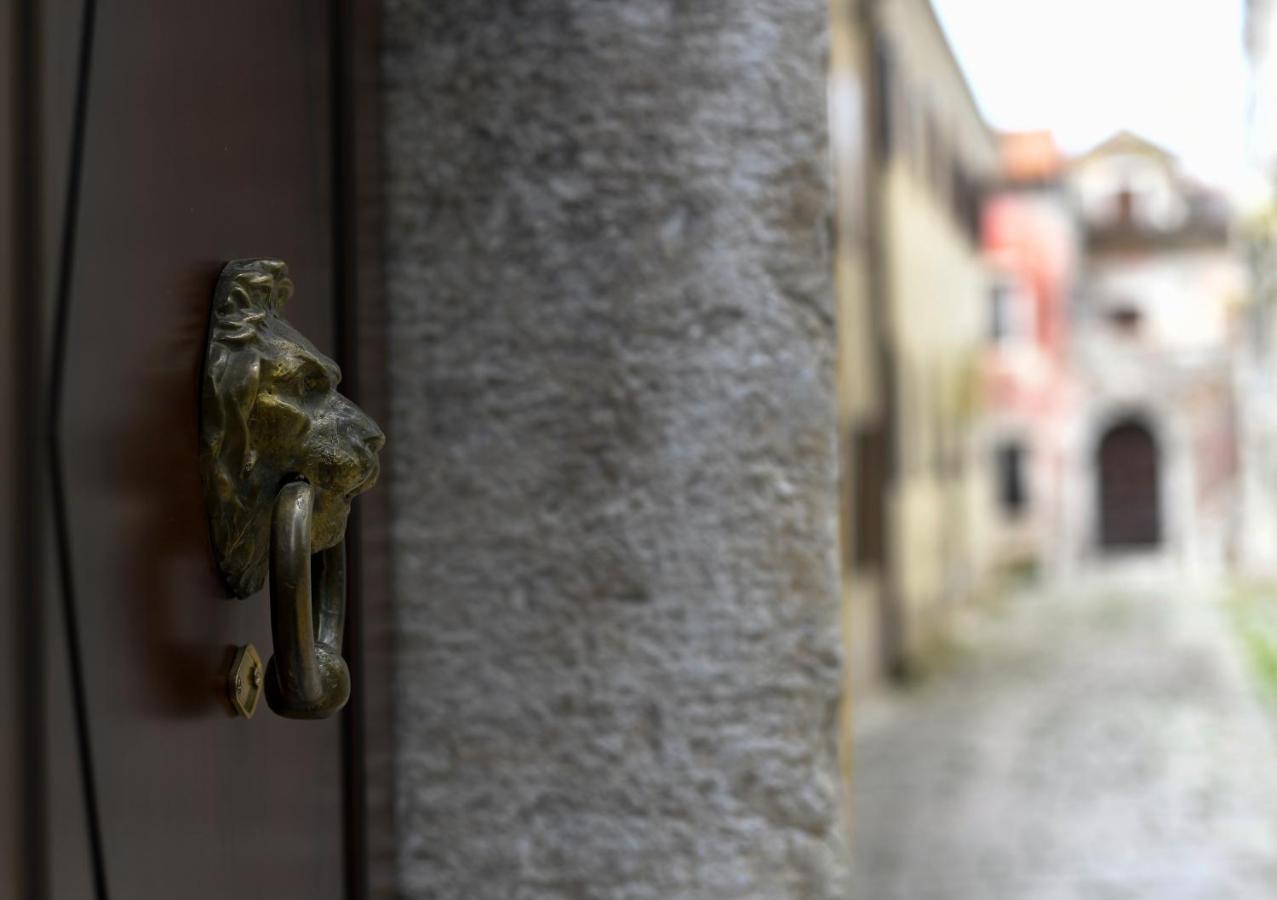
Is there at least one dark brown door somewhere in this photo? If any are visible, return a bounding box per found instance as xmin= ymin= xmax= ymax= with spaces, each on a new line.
xmin=39 ymin=2 xmax=350 ymax=897
xmin=1098 ymin=419 xmax=1161 ymax=550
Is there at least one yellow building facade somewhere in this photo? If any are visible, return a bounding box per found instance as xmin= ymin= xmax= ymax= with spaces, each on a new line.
xmin=833 ymin=0 xmax=998 ymax=692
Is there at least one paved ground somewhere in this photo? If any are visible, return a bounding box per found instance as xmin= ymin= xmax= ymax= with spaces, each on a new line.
xmin=851 ymin=568 xmax=1277 ymax=899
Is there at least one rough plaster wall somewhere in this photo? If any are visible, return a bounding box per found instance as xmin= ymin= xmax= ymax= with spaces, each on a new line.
xmin=382 ymin=3 xmax=849 ymax=897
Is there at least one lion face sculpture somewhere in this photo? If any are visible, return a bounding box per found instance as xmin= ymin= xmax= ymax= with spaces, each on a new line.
xmin=200 ymin=259 xmax=385 ymax=597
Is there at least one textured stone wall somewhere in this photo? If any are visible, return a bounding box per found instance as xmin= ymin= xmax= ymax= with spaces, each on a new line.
xmin=382 ymin=3 xmax=850 ymax=897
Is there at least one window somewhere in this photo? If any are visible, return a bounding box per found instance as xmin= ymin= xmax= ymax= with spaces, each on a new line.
xmin=1107 ymin=305 xmax=1143 ymax=336
xmin=927 ymin=113 xmax=946 ymax=194
xmin=996 ymin=441 xmax=1029 ymax=516
xmin=990 ymin=282 xmax=1013 ymax=342
xmin=853 ymin=426 xmax=888 ymax=567
xmin=873 ymin=36 xmax=896 ymax=161
xmin=1112 ymin=185 xmax=1137 ymax=226
xmin=952 ymin=164 xmax=983 ymax=243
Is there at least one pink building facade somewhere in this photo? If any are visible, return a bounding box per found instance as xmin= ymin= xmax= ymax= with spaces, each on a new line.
xmin=980 ymin=133 xmax=1081 ymax=570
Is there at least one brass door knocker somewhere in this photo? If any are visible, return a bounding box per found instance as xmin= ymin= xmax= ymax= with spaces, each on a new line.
xmin=200 ymin=259 xmax=384 ymax=720
xmin=267 ymin=482 xmax=349 ymax=718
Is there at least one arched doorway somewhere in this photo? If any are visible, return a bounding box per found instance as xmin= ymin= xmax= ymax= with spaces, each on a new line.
xmin=1097 ymin=418 xmax=1161 ymax=550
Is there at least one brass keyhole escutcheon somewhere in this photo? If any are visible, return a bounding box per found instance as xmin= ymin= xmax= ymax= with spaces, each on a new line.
xmin=228 ymin=644 xmax=264 ymax=719
xmin=201 ymin=259 xmax=385 ymax=720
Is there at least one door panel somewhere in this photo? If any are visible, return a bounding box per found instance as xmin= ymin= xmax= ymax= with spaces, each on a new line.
xmin=57 ymin=2 xmax=343 ymax=896
xmin=41 ymin=0 xmax=84 ymax=348
xmin=41 ymin=2 xmax=100 ymax=895
xmin=45 ymin=551 xmax=97 ymax=900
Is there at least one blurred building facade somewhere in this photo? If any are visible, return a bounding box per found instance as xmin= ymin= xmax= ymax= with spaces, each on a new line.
xmin=836 ymin=3 xmax=1259 ymax=696
xmin=1239 ymin=0 xmax=1277 ymax=575
xmin=981 ymin=133 xmax=1080 ymax=573
xmin=833 ymin=0 xmax=999 ymax=690
xmin=1060 ymin=132 xmax=1243 ymax=574
xmin=1248 ymin=0 xmax=1277 ymax=178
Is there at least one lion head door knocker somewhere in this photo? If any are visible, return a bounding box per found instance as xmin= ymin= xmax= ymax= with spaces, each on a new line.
xmin=200 ymin=259 xmax=384 ymax=720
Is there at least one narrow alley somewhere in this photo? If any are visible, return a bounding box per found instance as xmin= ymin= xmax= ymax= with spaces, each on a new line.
xmin=852 ymin=573 xmax=1277 ymax=899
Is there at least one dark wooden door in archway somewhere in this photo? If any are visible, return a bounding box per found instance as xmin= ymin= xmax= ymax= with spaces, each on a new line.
xmin=1098 ymin=420 xmax=1161 ymax=550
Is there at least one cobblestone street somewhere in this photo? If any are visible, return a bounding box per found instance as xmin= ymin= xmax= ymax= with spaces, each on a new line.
xmin=851 ymin=570 xmax=1277 ymax=899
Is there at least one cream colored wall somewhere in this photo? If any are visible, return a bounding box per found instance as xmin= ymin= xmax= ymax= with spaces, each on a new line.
xmin=878 ymin=0 xmax=995 ymax=174
xmin=884 ymin=168 xmax=993 ymax=659
xmin=876 ymin=0 xmax=998 ymax=665
xmin=829 ymin=0 xmax=878 ymax=830
xmin=831 ymin=0 xmax=997 ymax=686
xmin=835 ymin=219 xmax=884 ymax=696
xmin=1086 ymin=251 xmax=1245 ymax=351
